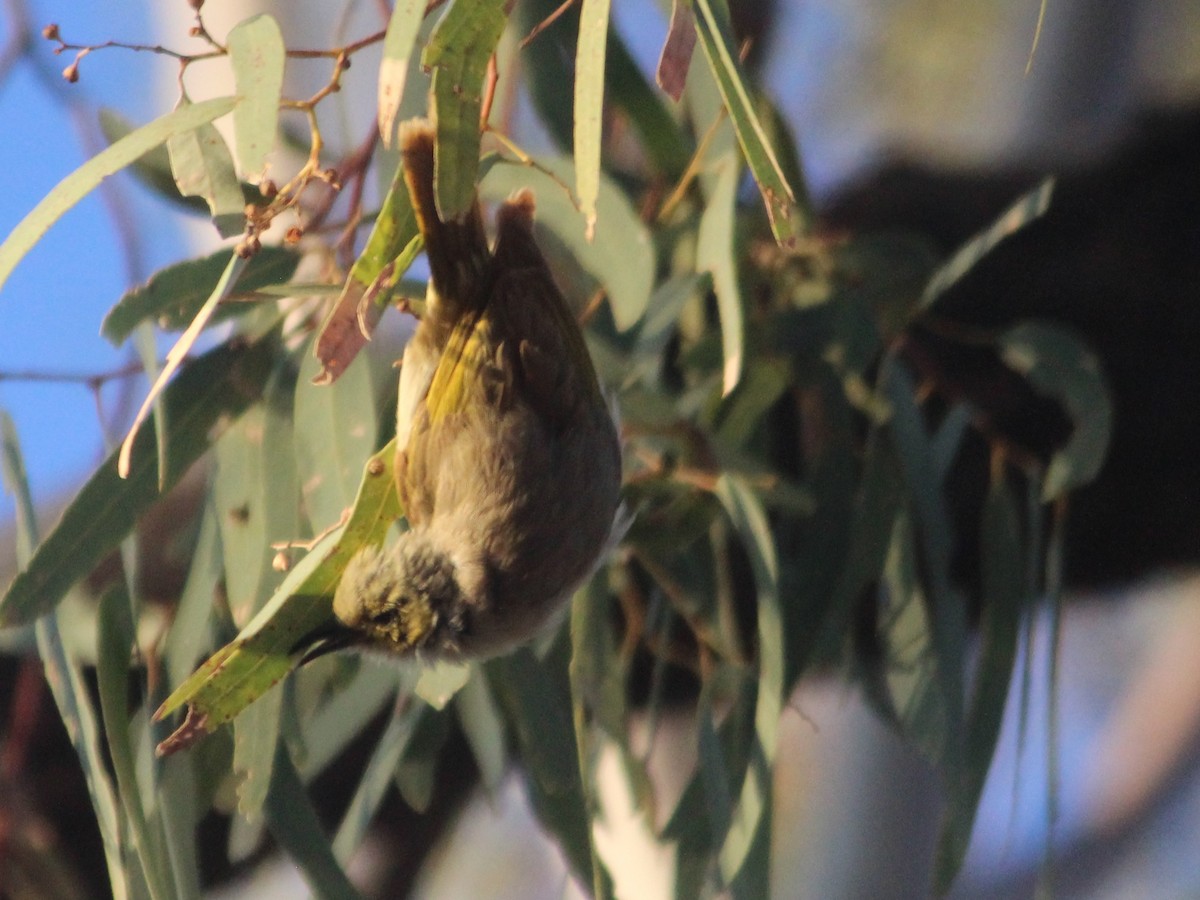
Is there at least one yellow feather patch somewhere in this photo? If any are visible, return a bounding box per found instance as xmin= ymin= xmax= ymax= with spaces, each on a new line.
xmin=425 ymin=311 xmax=494 ymax=425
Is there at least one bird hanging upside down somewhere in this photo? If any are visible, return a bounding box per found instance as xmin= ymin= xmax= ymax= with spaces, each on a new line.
xmin=303 ymin=120 xmax=624 ymax=663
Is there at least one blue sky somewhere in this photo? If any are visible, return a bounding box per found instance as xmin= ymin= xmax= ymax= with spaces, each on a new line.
xmin=0 ymin=0 xmax=198 ymax=511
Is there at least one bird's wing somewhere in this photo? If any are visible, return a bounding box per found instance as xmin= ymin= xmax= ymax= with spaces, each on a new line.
xmin=490 ymin=267 xmax=600 ymax=432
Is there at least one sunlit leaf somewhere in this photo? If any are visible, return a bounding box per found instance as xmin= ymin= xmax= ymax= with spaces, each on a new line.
xmin=691 ymin=0 xmax=805 ymax=244
xmin=574 ymin=0 xmax=611 ymax=241
xmin=155 ymin=440 xmax=400 ymax=753
xmin=378 ymin=0 xmax=428 ymax=146
xmin=227 ymin=14 xmax=285 ymax=181
xmin=314 ymin=157 xmax=421 ymax=384
xmin=423 ymin=0 xmax=509 ymax=219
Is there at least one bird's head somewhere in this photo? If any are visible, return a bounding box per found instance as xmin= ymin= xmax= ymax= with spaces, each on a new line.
xmin=299 ymin=534 xmax=469 ymax=663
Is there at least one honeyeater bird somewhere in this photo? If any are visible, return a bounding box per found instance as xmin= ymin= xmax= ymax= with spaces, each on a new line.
xmin=305 ymin=119 xmax=624 ymax=662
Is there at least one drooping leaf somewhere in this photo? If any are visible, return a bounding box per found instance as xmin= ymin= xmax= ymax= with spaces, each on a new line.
xmin=313 ymin=156 xmax=421 ymax=384
xmin=574 ymin=0 xmax=611 ymax=241
xmin=167 ymin=97 xmax=246 ymax=238
xmin=155 ymin=440 xmax=400 ymax=753
xmin=1 ymin=413 xmax=132 ymax=897
xmin=697 ymin=149 xmax=744 ymax=394
xmin=294 ymin=335 xmax=379 ymax=532
xmin=227 ymin=14 xmax=285 ymax=181
xmin=423 ymin=0 xmax=509 ymax=219
xmin=118 ymin=253 xmax=249 ymax=478
xmin=657 ymin=0 xmax=697 ymax=101
xmin=378 ymin=0 xmax=429 ymax=146
xmin=101 ymin=246 xmax=301 ymax=345
xmin=265 ymin=745 xmax=363 ymax=899
xmin=0 ymin=96 xmax=236 ymax=294
xmin=921 ymin=179 xmax=1054 ymax=310
xmin=0 ymin=335 xmax=278 ymax=627
xmin=998 ymin=322 xmax=1111 ymax=500
xmin=691 ymin=0 xmax=805 ymax=244
xmin=98 ymin=107 xmax=208 ymax=215
xmin=933 ymin=472 xmax=1026 ymax=892
xmin=96 ymin=583 xmax=175 ymax=900
xmin=332 ymin=695 xmax=427 ymax=862
xmin=713 ymin=475 xmax=782 ymax=888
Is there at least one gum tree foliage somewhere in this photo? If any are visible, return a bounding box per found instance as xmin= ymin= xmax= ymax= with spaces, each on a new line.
xmin=0 ymin=1 xmax=1107 ymax=897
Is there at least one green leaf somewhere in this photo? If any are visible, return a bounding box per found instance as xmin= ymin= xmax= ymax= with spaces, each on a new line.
xmin=713 ymin=475 xmax=782 ymax=887
xmin=332 ymin=696 xmax=428 ymax=862
xmin=574 ymin=0 xmax=611 ymax=241
xmin=167 ymin=97 xmax=246 ymax=238
xmin=98 ymin=108 xmax=208 ymax=215
xmin=155 ymin=440 xmax=401 ymax=751
xmin=313 ymin=156 xmax=421 ymax=384
xmin=481 ymin=156 xmax=654 ymax=330
xmin=487 ymin=646 xmax=596 ymax=884
xmin=294 ymin=335 xmax=379 ymax=532
xmin=1 ymin=413 xmax=132 ymax=896
xmin=265 ymin=746 xmax=363 ymax=899
xmin=692 ymin=0 xmax=805 ymax=244
xmin=883 ymin=360 xmax=965 ymax=747
xmin=164 ymin=503 xmax=224 ymax=690
xmin=0 ymin=96 xmax=236 ymax=294
xmin=96 ymin=584 xmax=175 ymax=900
xmin=455 ymin=668 xmax=507 ymax=794
xmin=697 ymin=150 xmax=744 ymax=394
xmin=998 ymin=322 xmax=1111 ymax=499
xmin=227 ymin=14 xmax=285 ymax=181
xmin=414 ymin=659 xmax=471 ymax=709
xmin=934 ymin=473 xmax=1025 ymax=892
xmin=921 ymin=179 xmax=1054 ymax=310
xmin=0 ymin=335 xmax=278 ymax=627
xmin=233 ymin=682 xmax=284 ymax=822
xmin=101 ymin=246 xmax=301 ymax=345
xmin=423 ymin=0 xmax=509 ymax=219
xmin=393 ymin=703 xmax=451 ymax=813
xmin=378 ymin=0 xmax=429 ymax=146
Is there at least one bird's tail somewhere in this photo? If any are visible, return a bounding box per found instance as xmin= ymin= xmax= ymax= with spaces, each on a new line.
xmin=399 ymin=119 xmax=490 ymax=324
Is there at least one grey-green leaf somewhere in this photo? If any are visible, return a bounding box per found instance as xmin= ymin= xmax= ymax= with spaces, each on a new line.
xmin=227 ymin=14 xmax=285 ymax=181
xmin=0 ymin=335 xmax=278 ymax=627
xmin=101 ymin=246 xmax=300 ymax=345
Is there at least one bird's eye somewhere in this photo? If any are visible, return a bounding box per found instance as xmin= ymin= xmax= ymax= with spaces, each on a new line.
xmin=369 ymin=610 xmax=392 ymax=626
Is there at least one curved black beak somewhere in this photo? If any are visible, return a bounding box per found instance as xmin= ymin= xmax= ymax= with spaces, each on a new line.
xmin=292 ymin=619 xmax=361 ymax=666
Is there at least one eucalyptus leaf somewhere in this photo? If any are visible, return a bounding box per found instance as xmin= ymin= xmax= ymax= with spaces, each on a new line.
xmin=0 ymin=335 xmax=278 ymax=627
xmin=227 ymin=14 xmax=285 ymax=181
xmin=167 ymin=99 xmax=245 ymax=237
xmin=574 ymin=0 xmax=611 ymax=241
xmin=155 ymin=440 xmax=400 ymax=753
xmin=423 ymin=0 xmax=509 ymax=219
xmin=101 ymin=246 xmax=300 ymax=345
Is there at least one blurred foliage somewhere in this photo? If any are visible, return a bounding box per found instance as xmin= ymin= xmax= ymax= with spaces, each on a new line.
xmin=0 ymin=1 xmax=1110 ymax=897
